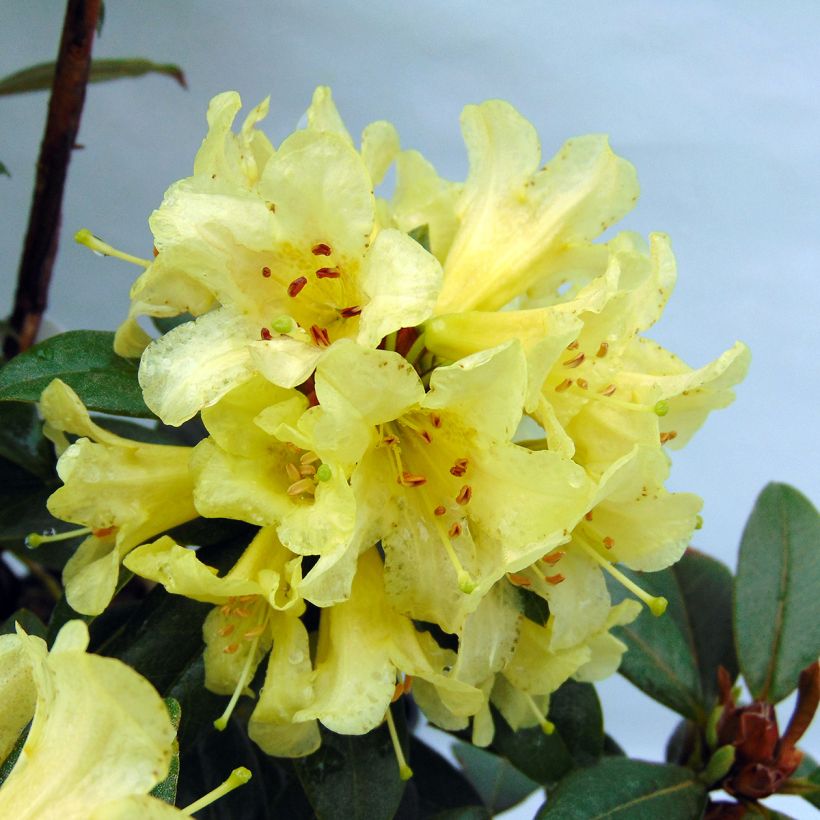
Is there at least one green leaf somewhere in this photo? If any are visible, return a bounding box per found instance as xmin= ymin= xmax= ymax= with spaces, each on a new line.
xmin=791 ymin=752 xmax=820 ymax=810
xmin=397 ymin=737 xmax=486 ymax=817
xmin=735 ymin=483 xmax=820 ymax=703
xmin=0 ymin=401 xmax=55 ymax=480
xmin=0 ymin=161 xmax=9 ymax=177
xmin=664 ymin=719 xmax=700 ymax=767
xmin=535 ymin=758 xmax=707 ymax=819
xmin=0 ymin=331 xmax=151 ymax=418
xmin=602 ymin=734 xmax=625 ymax=756
xmin=608 ymin=549 xmax=737 ymax=722
xmin=176 ymin=716 xmax=292 ymax=819
xmin=408 ymin=224 xmax=431 ymax=253
xmin=673 ymin=548 xmax=738 ymax=706
xmin=453 ymin=742 xmax=539 ymax=812
xmin=294 ymin=708 xmax=408 ymax=820
xmin=0 ymin=58 xmax=186 ymax=97
xmin=491 ymin=709 xmax=573 ymax=785
xmin=150 ymin=698 xmax=181 ymax=804
xmin=0 ymin=608 xmax=47 ymax=638
xmin=548 ymin=680 xmax=603 ymax=767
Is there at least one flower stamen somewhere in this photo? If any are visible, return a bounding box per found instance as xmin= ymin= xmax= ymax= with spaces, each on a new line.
xmin=25 ymin=526 xmax=92 ymax=548
xmin=576 ymin=539 xmax=667 ymax=616
xmin=384 ymin=707 xmax=413 ymax=781
xmin=74 ymin=229 xmax=151 ymax=268
xmin=180 ymin=767 xmax=252 ymax=816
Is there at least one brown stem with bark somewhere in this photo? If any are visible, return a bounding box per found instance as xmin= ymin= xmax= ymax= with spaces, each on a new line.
xmin=4 ymin=0 xmax=101 ymax=359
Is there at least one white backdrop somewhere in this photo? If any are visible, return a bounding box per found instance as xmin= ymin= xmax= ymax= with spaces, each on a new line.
xmin=1 ymin=2 xmax=818 ymax=816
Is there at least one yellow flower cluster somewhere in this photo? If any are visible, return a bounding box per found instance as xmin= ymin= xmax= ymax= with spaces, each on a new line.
xmin=48 ymin=88 xmax=749 ymax=766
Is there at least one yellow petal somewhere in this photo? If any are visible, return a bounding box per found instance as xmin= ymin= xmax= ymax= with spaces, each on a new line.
xmin=357 ymin=228 xmax=442 ymax=348
xmin=0 ymin=621 xmax=174 ymax=820
xmin=436 ymin=101 xmax=638 ymax=313
xmin=139 ymin=307 xmax=257 ymax=426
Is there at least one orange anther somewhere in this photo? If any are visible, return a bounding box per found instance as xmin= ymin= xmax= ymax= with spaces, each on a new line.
xmin=456 ymin=485 xmax=472 ymax=505
xmin=507 ymin=572 xmax=531 ymax=587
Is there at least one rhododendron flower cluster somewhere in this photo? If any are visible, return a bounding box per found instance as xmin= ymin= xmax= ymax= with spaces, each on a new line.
xmin=47 ymin=87 xmax=748 ymax=773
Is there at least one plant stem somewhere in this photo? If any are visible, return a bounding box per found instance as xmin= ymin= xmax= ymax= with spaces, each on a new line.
xmin=4 ymin=0 xmax=101 ymax=359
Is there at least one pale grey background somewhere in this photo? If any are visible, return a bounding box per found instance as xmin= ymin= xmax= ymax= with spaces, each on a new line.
xmin=1 ymin=2 xmax=818 ymax=816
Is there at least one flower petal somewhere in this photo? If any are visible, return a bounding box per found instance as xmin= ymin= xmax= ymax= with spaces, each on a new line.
xmin=436 ymin=101 xmax=639 ymax=313
xmin=357 ymin=228 xmax=443 ymax=347
xmin=0 ymin=622 xmax=174 ymax=820
xmin=139 ymin=307 xmax=257 ymax=426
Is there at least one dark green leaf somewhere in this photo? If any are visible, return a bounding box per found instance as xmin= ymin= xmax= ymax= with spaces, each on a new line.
xmin=0 ymin=161 xmax=9 ymax=177
xmin=664 ymin=719 xmax=700 ymax=767
xmin=294 ymin=707 xmax=408 ymax=820
xmin=396 ymin=737 xmax=485 ymax=818
xmin=548 ymin=680 xmax=603 ymax=767
xmin=0 ymin=608 xmax=47 ymax=638
xmin=176 ymin=716 xmax=289 ymax=819
xmin=602 ymin=734 xmax=625 ymax=757
xmin=429 ymin=809 xmax=491 ymax=820
xmin=791 ymin=752 xmax=820 ymax=810
xmin=0 ymin=401 xmax=55 ymax=480
xmin=491 ymin=708 xmax=574 ymax=785
xmin=0 ymin=58 xmax=186 ymax=96
xmin=0 ymin=331 xmax=151 ymax=418
xmin=0 ymin=456 xmax=75 ymax=567
xmin=166 ymin=655 xmax=227 ymax=753
xmin=453 ymin=742 xmax=538 ymax=812
xmin=408 ymin=224 xmax=431 ymax=253
xmin=608 ymin=549 xmax=736 ymax=722
xmin=535 ymin=758 xmax=707 ymax=819
xmin=735 ymin=483 xmax=820 ymax=703
xmin=672 ymin=548 xmax=738 ymax=706
xmin=150 ymin=699 xmax=181 ymax=804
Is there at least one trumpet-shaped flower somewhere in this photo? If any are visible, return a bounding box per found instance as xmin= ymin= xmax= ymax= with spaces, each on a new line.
xmin=413 ymin=579 xmax=640 ymax=746
xmin=293 ymin=548 xmax=484 ymax=735
xmin=304 ymin=339 xmax=593 ymax=632
xmin=409 ymin=99 xmax=640 ymax=315
xmin=124 ymin=526 xmax=320 ymax=758
xmin=189 ymin=375 xmax=356 ymax=573
xmin=37 ymin=379 xmax=197 ymax=615
xmin=0 ymin=620 xmax=175 ymax=820
xmin=117 ymin=89 xmax=441 ymax=426
xmin=510 ymin=444 xmax=699 ymax=649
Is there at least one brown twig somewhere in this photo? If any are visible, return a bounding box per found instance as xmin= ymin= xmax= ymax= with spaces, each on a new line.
xmin=4 ymin=0 xmax=101 ymax=359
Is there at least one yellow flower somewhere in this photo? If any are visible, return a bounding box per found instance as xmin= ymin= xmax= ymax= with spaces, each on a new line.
xmin=125 ymin=536 xmax=483 ymax=759
xmin=36 ymin=380 xmax=197 ymax=615
xmin=384 ymin=98 xmax=639 ymax=315
xmin=189 ymin=375 xmax=356 ymax=591
xmin=293 ymin=548 xmax=483 ymax=735
xmin=116 ymin=88 xmax=441 ymax=426
xmin=0 ymin=620 xmax=175 ymax=820
xmin=125 ymin=526 xmax=319 ymax=758
xmin=412 ymin=580 xmax=640 ymax=746
xmin=306 ymin=339 xmax=593 ymax=632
